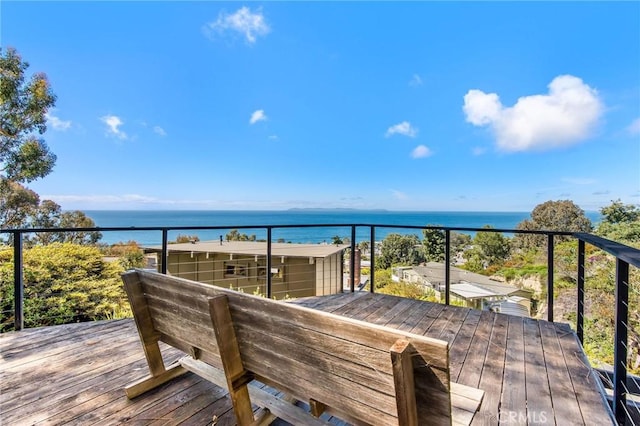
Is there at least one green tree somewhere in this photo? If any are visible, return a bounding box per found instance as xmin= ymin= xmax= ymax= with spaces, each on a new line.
xmin=378 ymin=233 xmax=425 ymax=269
xmin=473 ymin=225 xmax=511 ymax=265
xmin=1 ymin=48 xmax=57 ymax=228
xmin=173 ymin=234 xmax=200 ymax=244
xmin=462 ymin=247 xmax=486 ymax=273
xmin=514 ymin=200 xmax=592 ymax=250
xmin=450 ymin=231 xmax=472 ymax=254
xmin=358 ymin=241 xmax=370 ymax=255
xmin=422 ymin=225 xmax=445 ymax=262
xmin=225 ymin=229 xmax=257 ymax=242
xmin=27 ymin=203 xmax=101 ymax=246
xmin=597 ymin=200 xmax=640 ymax=246
xmin=600 ymin=199 xmax=640 ymax=224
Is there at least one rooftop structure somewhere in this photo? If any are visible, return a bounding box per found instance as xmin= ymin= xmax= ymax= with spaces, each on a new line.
xmin=393 ymin=262 xmax=532 ymax=313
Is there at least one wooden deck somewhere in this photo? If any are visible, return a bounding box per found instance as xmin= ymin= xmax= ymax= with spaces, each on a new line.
xmin=0 ymin=292 xmax=614 ymax=425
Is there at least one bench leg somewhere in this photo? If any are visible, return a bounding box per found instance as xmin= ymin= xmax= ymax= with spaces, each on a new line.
xmin=125 ymin=361 xmax=188 ymax=399
xmin=209 ymin=295 xmax=256 ymax=425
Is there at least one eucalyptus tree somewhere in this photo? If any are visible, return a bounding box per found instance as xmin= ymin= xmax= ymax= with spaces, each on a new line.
xmin=1 ymin=47 xmax=57 ymax=228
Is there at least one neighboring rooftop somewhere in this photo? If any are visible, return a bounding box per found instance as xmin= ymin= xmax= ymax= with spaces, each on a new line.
xmin=144 ymin=241 xmax=348 ymax=258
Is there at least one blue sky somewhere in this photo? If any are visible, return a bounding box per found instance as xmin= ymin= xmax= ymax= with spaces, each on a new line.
xmin=2 ymin=1 xmax=639 ymax=212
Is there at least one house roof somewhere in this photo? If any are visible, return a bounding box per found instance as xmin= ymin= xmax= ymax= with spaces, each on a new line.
xmin=450 ymin=280 xmax=523 ymax=299
xmin=450 ymin=283 xmax=496 ymax=299
xmin=143 ymin=240 xmax=348 ymax=258
xmin=496 ymin=298 xmax=530 ymax=317
xmin=401 ymin=262 xmax=531 ymax=299
xmin=410 ymin=262 xmax=504 ymax=287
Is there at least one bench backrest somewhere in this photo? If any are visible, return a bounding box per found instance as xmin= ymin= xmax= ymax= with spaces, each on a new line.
xmin=123 ymin=270 xmax=452 ymax=425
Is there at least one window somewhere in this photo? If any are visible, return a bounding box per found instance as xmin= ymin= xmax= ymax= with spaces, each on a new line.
xmin=224 ymin=262 xmax=248 ymax=278
xmin=258 ymin=266 xmax=283 ymax=279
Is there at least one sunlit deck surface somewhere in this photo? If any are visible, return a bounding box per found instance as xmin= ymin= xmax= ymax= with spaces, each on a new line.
xmin=1 ymin=292 xmax=613 ymax=425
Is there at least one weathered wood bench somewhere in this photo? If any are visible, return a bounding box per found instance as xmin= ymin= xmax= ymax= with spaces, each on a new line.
xmin=122 ymin=270 xmax=483 ymax=425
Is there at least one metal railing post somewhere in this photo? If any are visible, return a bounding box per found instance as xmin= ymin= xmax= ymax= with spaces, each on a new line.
xmin=161 ymin=229 xmax=168 ymax=274
xmin=267 ymin=227 xmax=272 ymax=299
xmin=445 ymin=230 xmax=450 ymax=305
xmin=613 ymin=258 xmax=629 ymax=425
xmin=350 ymin=226 xmax=356 ymax=293
xmin=370 ymin=226 xmax=375 ymax=293
xmin=577 ymin=239 xmax=585 ymax=343
xmin=547 ymin=234 xmax=554 ymax=322
xmin=13 ymin=231 xmax=24 ymax=331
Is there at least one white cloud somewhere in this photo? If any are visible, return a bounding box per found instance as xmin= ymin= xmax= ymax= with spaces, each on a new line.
xmin=203 ymin=7 xmax=270 ymax=44
xmin=100 ymin=115 xmax=127 ymax=140
xmin=627 ymin=117 xmax=640 ymax=135
xmin=250 ymin=109 xmax=267 ymax=124
xmin=46 ymin=194 xmax=159 ymax=204
xmin=409 ymin=74 xmax=423 ymax=87
xmin=385 ymin=121 xmax=418 ymax=138
xmin=411 ymin=145 xmax=432 ymax=159
xmin=268 ymin=135 xmax=279 ymax=140
xmin=391 ymin=190 xmax=408 ymax=200
xmin=45 ymin=111 xmax=72 ymax=131
xmin=472 ymin=147 xmax=487 ymax=156
xmin=562 ymin=177 xmax=596 ymax=185
xmin=153 ymin=126 xmax=167 ymax=136
xmin=463 ymin=75 xmax=603 ymax=152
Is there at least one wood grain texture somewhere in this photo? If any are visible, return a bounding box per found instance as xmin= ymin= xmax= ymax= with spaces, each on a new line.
xmin=208 ymin=295 xmax=255 ymax=425
xmin=125 ymin=270 xmax=454 ymax=425
xmin=390 ymin=339 xmax=419 ymax=426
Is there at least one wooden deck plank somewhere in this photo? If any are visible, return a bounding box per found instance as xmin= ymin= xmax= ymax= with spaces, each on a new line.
xmin=539 ymin=320 xmax=585 ymax=424
xmin=0 ymin=292 xmax=613 ymax=426
xmin=293 ymin=292 xmax=367 ymax=312
xmin=453 ymin=309 xmax=492 ymax=387
xmin=553 ymin=323 xmax=614 ymax=424
xmin=410 ymin=302 xmax=446 ymax=335
xmin=369 ymin=296 xmax=416 ymax=326
xmin=328 ymin=292 xmax=378 ymax=317
xmin=359 ymin=293 xmax=411 ymax=324
xmin=435 ymin=304 xmax=470 ymax=346
xmin=394 ymin=299 xmax=436 ymax=332
xmin=1 ymin=327 xmax=173 ymax=413
xmin=471 ymin=312 xmax=507 ymax=426
xmin=448 ymin=309 xmax=483 ymax=383
xmin=498 ymin=315 xmax=527 ymax=425
xmin=523 ymin=317 xmax=554 ymax=424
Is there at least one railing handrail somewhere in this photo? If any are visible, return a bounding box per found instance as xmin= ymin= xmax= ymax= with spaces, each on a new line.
xmin=574 ymin=232 xmax=640 ymax=268
xmin=0 ymin=223 xmax=575 ymax=236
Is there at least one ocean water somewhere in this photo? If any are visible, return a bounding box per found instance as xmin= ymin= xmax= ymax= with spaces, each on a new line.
xmin=84 ymin=210 xmax=602 ymax=246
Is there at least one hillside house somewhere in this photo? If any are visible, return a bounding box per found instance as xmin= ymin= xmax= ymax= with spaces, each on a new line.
xmin=144 ymin=241 xmax=347 ymax=299
xmin=393 ymin=262 xmax=532 ymax=315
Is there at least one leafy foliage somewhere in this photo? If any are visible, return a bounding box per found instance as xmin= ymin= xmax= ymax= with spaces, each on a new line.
xmin=225 ymin=229 xmax=257 ymax=241
xmin=596 ymin=199 xmax=640 ymax=247
xmin=474 ymin=225 xmax=511 ymax=264
xmin=422 ymin=225 xmax=445 ymax=262
xmin=377 ymin=280 xmax=438 ymax=302
xmin=0 ymin=243 xmax=131 ymax=332
xmin=0 ymin=48 xmax=98 ymax=238
xmin=513 ymin=200 xmax=592 ymax=250
xmin=377 ymin=233 xmax=425 ymax=269
xmin=172 ymin=234 xmax=200 ymax=244
xmin=29 ymin=203 xmax=102 ymax=245
xmin=0 ymin=47 xmax=57 ymax=184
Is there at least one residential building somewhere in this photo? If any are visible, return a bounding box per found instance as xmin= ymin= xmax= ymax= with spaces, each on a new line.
xmin=144 ymin=241 xmax=347 ymax=299
xmin=392 ymin=262 xmax=532 ymax=315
